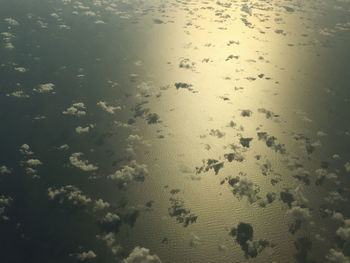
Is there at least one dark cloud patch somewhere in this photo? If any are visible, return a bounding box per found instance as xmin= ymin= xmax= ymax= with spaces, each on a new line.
xmin=146 ymin=113 xmax=161 ymax=124
xmin=174 ymin=82 xmax=196 ymax=93
xmin=133 ymin=101 xmax=150 ymax=118
xmin=196 ymin=159 xmax=224 ymax=175
xmin=283 ymin=6 xmax=295 ymax=12
xmin=145 ymin=200 xmax=154 ymax=208
xmin=209 ymin=129 xmax=225 ymax=138
xmin=179 ymin=58 xmax=195 ymax=70
xmin=294 ymin=237 xmax=312 ymax=263
xmin=153 ymin=18 xmax=164 ymax=24
xmin=227 ymin=40 xmax=240 ymax=46
xmin=225 ymin=54 xmax=239 ymax=61
xmin=280 ymin=190 xmax=295 ymax=208
xmin=293 ymin=134 xmax=316 ymax=155
xmin=168 ymin=197 xmax=197 ymax=227
xmin=121 ymin=207 xmax=140 ymax=228
xmin=289 ymin=219 xmax=302 ymax=234
xmin=224 ymin=144 xmax=246 ymax=162
xmin=240 ymin=137 xmax=253 ymax=148
xmin=258 ymin=108 xmax=280 ymax=121
xmin=229 ymin=222 xmax=273 ymax=258
xmin=259 ymin=192 xmax=277 ymax=207
xmin=292 ymin=169 xmax=311 ymax=185
xmin=226 ymin=176 xmax=260 ymax=203
xmin=257 ymin=132 xmax=286 ymax=154
xmin=241 ymin=110 xmax=252 ymax=117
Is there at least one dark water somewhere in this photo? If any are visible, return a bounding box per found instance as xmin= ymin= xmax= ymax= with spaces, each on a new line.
xmin=0 ymin=0 xmax=350 ymax=262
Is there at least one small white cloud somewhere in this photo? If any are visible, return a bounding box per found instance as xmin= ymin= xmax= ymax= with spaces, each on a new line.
xmin=26 ymin=159 xmax=42 ymax=166
xmin=336 ymin=219 xmax=350 ymax=242
xmin=6 ymin=91 xmax=29 ymax=98
xmin=124 ymin=247 xmax=161 ymax=263
xmin=93 ymin=199 xmax=110 ymax=211
xmin=76 ymin=125 xmax=94 ymax=134
xmin=94 ymin=20 xmax=105 ymax=24
xmin=69 ymin=152 xmax=98 ymax=171
xmin=33 ymin=83 xmax=55 ymax=94
xmin=58 ymin=144 xmax=69 ymax=150
xmin=96 ymin=232 xmax=120 ymax=255
xmin=97 ymin=101 xmax=121 ymax=114
xmin=0 ymin=195 xmax=12 ymax=220
xmin=0 ymin=165 xmax=11 ymax=175
xmin=345 ymin=162 xmax=350 ymax=172
xmin=102 ymin=212 xmax=120 ymax=223
xmin=19 ymin=144 xmax=34 ymax=155
xmin=4 ymin=18 xmax=20 ymax=26
xmin=14 ymin=67 xmax=27 ymax=73
xmin=76 ymin=250 xmax=97 ymax=261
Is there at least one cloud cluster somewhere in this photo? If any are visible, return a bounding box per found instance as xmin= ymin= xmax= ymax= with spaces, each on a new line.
xmin=0 ymin=195 xmax=12 ymax=220
xmin=48 ymin=185 xmax=92 ymax=206
xmin=227 ymin=176 xmax=260 ymax=203
xmin=108 ymin=161 xmax=148 ymax=187
xmin=63 ymin=102 xmax=86 ymax=116
xmin=229 ymin=222 xmax=273 ymax=258
xmin=168 ymin=195 xmax=197 ymax=227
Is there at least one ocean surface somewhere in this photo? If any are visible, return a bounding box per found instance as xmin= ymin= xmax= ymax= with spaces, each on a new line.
xmin=0 ymin=0 xmax=350 ymax=262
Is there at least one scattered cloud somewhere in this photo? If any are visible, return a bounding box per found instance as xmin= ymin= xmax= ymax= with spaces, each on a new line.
xmin=69 ymin=152 xmax=98 ymax=171
xmin=124 ymin=247 xmax=161 ymax=263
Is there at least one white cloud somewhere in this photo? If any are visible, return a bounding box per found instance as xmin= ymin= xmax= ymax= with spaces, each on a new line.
xmin=33 ymin=83 xmax=55 ymax=94
xmin=93 ymin=199 xmax=110 ymax=211
xmin=108 ymin=161 xmax=148 ymax=187
xmin=14 ymin=67 xmax=27 ymax=72
xmin=63 ymin=102 xmax=86 ymax=116
xmin=102 ymin=212 xmax=120 ymax=223
xmin=26 ymin=159 xmax=42 ymax=166
xmin=287 ymin=206 xmax=311 ymax=221
xmin=4 ymin=18 xmax=20 ymax=26
xmin=0 ymin=195 xmax=12 ymax=220
xmin=58 ymin=144 xmax=69 ymax=150
xmin=96 ymin=232 xmax=121 ymax=255
xmin=124 ymin=247 xmax=161 ymax=263
xmin=325 ymin=191 xmax=347 ymax=204
xmin=97 ymin=101 xmax=121 ymax=114
xmin=336 ymin=219 xmax=350 ymax=242
xmin=326 ymin=249 xmax=350 ymax=263
xmin=76 ymin=125 xmax=94 ymax=134
xmin=0 ymin=165 xmax=11 ymax=175
xmin=345 ymin=162 xmax=350 ymax=172
xmin=76 ymin=250 xmax=97 ymax=261
xmin=19 ymin=144 xmax=34 ymax=155
xmin=69 ymin=152 xmax=98 ymax=171
xmin=48 ymin=185 xmax=92 ymax=205
xmin=6 ymin=91 xmax=29 ymax=98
